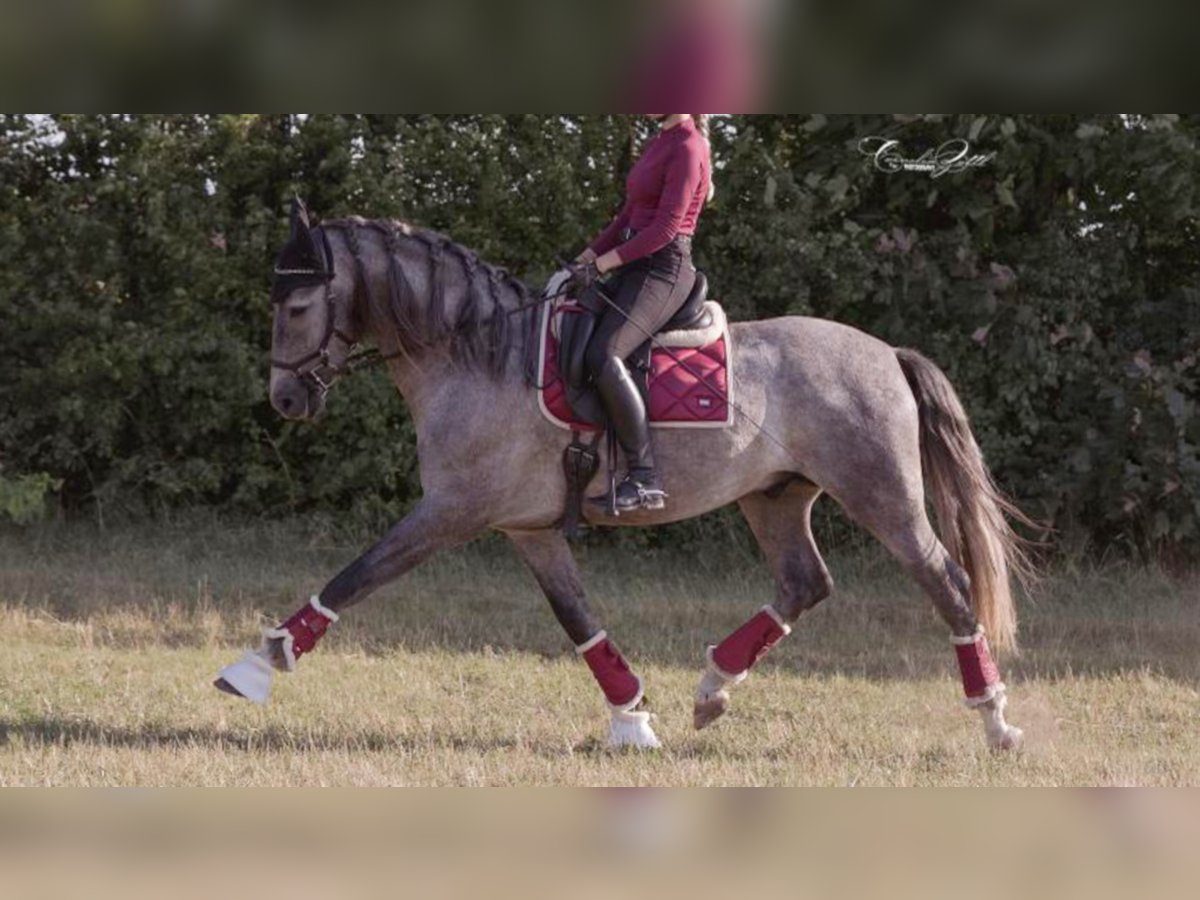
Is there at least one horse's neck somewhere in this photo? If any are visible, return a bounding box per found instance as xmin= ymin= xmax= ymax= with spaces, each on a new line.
xmin=356 ymin=229 xmax=530 ymax=406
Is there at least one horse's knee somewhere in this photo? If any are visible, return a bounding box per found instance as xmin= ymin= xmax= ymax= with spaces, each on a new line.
xmin=775 ymin=568 xmax=833 ymax=623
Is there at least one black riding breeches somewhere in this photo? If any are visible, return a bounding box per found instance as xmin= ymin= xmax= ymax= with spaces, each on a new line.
xmin=584 ymin=237 xmax=696 ymax=373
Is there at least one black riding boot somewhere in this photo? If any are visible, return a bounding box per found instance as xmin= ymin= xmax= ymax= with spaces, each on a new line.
xmin=592 ymin=356 xmax=667 ymax=512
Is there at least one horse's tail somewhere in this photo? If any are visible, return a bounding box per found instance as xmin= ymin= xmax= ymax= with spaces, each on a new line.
xmin=895 ymin=348 xmax=1037 ymax=654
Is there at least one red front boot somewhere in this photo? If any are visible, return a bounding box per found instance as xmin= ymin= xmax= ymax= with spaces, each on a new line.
xmin=576 ymin=631 xmax=644 ymax=711
xmin=266 ymin=595 xmax=340 ymax=671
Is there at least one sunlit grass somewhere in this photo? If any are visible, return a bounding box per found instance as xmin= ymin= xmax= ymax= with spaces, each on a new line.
xmin=1 ymin=520 xmax=1197 ymax=785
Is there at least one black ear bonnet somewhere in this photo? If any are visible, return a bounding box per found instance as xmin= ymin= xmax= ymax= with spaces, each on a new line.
xmin=272 ymin=197 xmax=334 ymax=302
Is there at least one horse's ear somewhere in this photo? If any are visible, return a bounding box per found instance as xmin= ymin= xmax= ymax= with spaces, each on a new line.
xmin=289 ymin=196 xmax=312 ymax=239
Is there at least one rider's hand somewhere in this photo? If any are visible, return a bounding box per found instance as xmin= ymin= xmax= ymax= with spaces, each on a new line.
xmin=574 ymin=248 xmax=598 ymax=266
xmin=567 ymin=260 xmax=601 ymax=295
xmin=594 ymin=250 xmax=621 ymax=274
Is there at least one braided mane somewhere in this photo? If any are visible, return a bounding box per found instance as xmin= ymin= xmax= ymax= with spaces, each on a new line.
xmin=321 ymin=217 xmax=538 ymax=380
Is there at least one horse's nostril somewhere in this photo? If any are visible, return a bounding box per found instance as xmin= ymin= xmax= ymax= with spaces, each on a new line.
xmin=273 ymin=380 xmax=309 ymax=419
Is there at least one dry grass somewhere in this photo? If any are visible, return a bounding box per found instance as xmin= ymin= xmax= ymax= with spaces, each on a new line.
xmin=1 ymin=519 xmax=1197 ymax=785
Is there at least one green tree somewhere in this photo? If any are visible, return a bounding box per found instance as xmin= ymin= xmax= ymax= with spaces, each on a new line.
xmin=1 ymin=115 xmax=1196 ymax=559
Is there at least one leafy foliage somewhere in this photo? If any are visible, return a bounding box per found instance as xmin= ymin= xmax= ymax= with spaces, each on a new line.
xmin=0 ymin=470 xmax=57 ymax=524
xmin=1 ymin=115 xmax=1196 ymax=558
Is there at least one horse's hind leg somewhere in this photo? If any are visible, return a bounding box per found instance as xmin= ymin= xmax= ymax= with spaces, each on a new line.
xmin=694 ymin=480 xmax=833 ymax=730
xmin=900 ymin=524 xmax=1023 ymax=750
xmin=846 ymin=497 xmax=1023 ymax=751
xmin=506 ymin=528 xmax=660 ymax=749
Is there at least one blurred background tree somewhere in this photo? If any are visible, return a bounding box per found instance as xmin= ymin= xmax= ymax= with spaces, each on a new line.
xmin=1 ymin=115 xmax=1195 ymax=560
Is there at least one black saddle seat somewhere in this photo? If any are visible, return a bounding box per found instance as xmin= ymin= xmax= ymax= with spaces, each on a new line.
xmin=660 ymin=270 xmax=712 ymax=333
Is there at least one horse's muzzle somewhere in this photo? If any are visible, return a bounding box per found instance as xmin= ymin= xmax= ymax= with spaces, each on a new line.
xmin=271 ymin=376 xmax=323 ymax=420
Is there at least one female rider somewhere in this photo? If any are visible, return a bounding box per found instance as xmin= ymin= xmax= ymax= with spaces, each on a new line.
xmin=568 ymin=113 xmax=713 ymax=513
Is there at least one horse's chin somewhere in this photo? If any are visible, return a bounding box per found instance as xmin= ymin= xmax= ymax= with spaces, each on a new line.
xmin=304 ymin=393 xmax=327 ymax=420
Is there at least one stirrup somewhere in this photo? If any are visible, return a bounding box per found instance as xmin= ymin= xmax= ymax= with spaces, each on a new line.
xmin=587 ymin=473 xmax=667 ymax=514
xmin=614 ymin=473 xmax=668 ymax=512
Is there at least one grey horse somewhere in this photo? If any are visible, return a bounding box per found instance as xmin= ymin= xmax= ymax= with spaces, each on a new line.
xmin=216 ymin=201 xmax=1035 ymax=751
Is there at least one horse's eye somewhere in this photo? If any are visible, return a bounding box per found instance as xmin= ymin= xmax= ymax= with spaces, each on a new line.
xmin=288 ymin=306 xmax=309 ymax=319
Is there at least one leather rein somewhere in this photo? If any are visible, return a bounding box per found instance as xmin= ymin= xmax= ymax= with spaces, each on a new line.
xmin=269 ymin=227 xmax=399 ymax=396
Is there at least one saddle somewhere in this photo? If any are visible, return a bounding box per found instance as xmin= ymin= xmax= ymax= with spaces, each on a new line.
xmin=545 ymin=271 xmax=731 ymax=428
xmin=537 ymin=269 xmax=734 ymax=536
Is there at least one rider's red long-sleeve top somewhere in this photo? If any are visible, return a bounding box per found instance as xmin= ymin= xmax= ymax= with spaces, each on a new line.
xmin=588 ymin=117 xmax=711 ymax=265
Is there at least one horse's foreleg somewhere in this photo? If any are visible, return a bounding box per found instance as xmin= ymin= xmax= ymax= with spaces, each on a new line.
xmin=506 ymin=528 xmax=660 ymax=750
xmin=215 ymin=498 xmax=480 ymax=703
xmin=695 ymin=484 xmax=832 ymax=730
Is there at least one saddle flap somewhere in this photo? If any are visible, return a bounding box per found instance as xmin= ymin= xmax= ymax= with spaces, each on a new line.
xmin=555 ymin=301 xmax=598 ymax=391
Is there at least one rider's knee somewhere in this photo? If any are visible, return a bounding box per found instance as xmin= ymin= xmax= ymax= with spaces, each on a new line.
xmin=586 ymin=344 xmax=618 ymax=378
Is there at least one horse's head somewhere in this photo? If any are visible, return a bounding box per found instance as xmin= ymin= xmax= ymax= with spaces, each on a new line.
xmin=268 ymin=198 xmax=357 ymax=420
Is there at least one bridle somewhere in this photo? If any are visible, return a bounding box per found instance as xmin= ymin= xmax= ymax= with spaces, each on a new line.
xmin=270 ymin=226 xmax=394 ymax=396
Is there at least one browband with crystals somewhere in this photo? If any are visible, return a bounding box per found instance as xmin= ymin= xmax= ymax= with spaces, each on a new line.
xmin=272 ymin=226 xmax=335 ymax=300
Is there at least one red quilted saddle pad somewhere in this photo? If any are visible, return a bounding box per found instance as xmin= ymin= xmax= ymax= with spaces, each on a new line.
xmin=537 ymin=304 xmax=732 ymax=432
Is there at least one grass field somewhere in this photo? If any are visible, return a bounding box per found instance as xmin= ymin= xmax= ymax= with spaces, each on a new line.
xmin=1 ymin=519 xmax=1197 ymax=786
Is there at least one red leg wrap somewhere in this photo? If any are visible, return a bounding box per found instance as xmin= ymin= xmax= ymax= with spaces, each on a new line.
xmin=953 ymin=628 xmax=1002 ymax=701
xmin=711 ymin=608 xmax=790 ymax=678
xmin=578 ymin=633 xmax=642 ymax=709
xmin=271 ymin=597 xmax=338 ymax=666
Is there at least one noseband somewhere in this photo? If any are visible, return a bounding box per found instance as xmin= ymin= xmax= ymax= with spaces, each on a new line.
xmin=270 ymin=227 xmax=366 ymax=397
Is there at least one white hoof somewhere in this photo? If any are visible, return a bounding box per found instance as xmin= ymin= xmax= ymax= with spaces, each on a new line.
xmin=215 ymin=649 xmax=274 ymax=704
xmin=608 ymin=708 xmax=662 ymax=750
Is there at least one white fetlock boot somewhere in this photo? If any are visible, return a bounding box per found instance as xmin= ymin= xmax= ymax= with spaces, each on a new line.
xmin=574 ymin=630 xmax=660 ymax=749
xmin=215 ymin=595 xmax=338 ymax=704
xmin=693 ymin=647 xmax=747 ymax=730
xmin=608 ymin=705 xmax=662 ymax=750
xmin=973 ymin=688 xmax=1023 ymax=751
xmin=214 ymin=647 xmax=276 ymax=705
